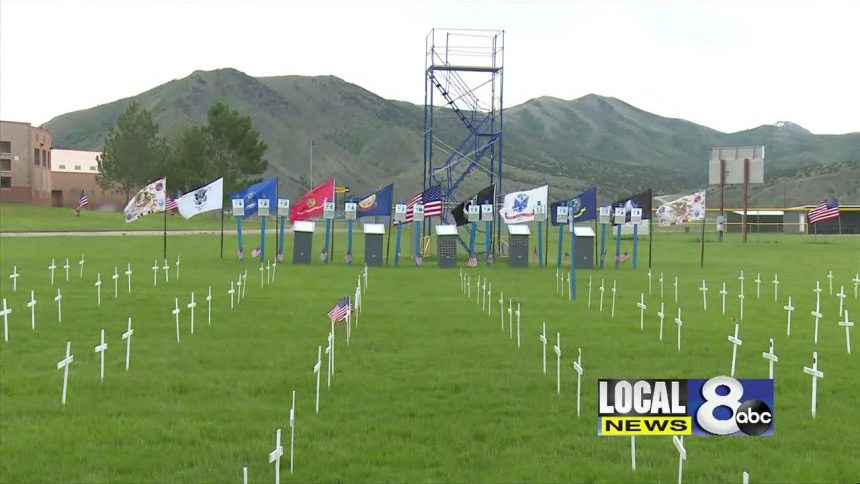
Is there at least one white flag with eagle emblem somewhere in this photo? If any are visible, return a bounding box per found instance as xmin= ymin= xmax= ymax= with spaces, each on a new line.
xmin=499 ymin=185 xmax=548 ymax=224
xmin=177 ymin=178 xmax=223 ymax=219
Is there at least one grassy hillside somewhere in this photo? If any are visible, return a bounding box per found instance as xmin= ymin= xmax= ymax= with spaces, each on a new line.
xmin=43 ymin=68 xmax=860 ymax=204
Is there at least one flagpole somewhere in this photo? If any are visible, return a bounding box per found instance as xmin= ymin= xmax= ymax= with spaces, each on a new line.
xmin=544 ymin=216 xmax=549 ymax=266
xmin=648 ymin=210 xmax=653 ymax=269
xmin=385 ymin=212 xmax=393 ymax=265
xmin=700 ymin=207 xmax=706 ymax=268
xmin=220 ymin=207 xmax=225 ymax=259
xmin=163 ymin=202 xmax=167 ymax=260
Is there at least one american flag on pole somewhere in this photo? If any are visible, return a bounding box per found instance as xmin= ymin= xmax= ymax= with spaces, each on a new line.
xmin=467 ymin=253 xmax=478 ymax=267
xmin=165 ymin=196 xmax=178 ymax=213
xmin=808 ymin=199 xmax=840 ymax=224
xmin=75 ymin=190 xmax=89 ymax=214
xmin=404 ymin=185 xmax=443 ymax=223
xmin=327 ymin=296 xmax=352 ymax=322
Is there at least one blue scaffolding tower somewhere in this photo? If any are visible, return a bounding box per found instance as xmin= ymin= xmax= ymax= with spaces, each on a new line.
xmin=423 ymin=28 xmax=504 ymax=253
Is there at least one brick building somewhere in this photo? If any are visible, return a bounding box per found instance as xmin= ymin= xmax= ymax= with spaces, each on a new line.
xmin=0 ymin=120 xmax=53 ymax=204
xmin=50 ymin=149 xmax=125 ymax=209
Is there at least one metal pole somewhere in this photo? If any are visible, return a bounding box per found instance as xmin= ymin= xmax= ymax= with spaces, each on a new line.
xmin=309 ymin=140 xmax=314 ymax=190
xmin=743 ymin=158 xmax=749 ymax=243
xmin=719 ymin=159 xmax=725 ymax=243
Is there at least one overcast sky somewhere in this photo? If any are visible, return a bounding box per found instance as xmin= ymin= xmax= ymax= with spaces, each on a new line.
xmin=1 ymin=0 xmax=858 ymax=134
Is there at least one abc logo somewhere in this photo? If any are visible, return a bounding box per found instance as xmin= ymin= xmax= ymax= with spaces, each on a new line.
xmin=696 ymin=376 xmax=773 ymax=436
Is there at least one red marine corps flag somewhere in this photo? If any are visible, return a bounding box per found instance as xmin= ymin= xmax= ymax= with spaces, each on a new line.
xmin=291 ymin=178 xmax=335 ymax=222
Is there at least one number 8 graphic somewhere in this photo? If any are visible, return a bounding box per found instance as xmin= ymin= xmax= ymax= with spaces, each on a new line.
xmin=696 ymin=376 xmax=744 ymax=435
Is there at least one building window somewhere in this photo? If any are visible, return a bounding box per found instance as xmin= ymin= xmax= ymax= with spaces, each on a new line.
xmin=58 ymin=164 xmax=66 ymax=170
xmin=0 ymin=176 xmax=10 ymax=188
xmin=0 ymin=141 xmax=10 ymax=153
xmin=74 ymin=165 xmax=81 ymax=171
xmin=42 ymin=150 xmax=47 ymax=167
xmin=34 ymin=148 xmax=40 ymax=165
xmin=0 ymin=159 xmax=10 ymax=171
xmin=89 ymin=166 xmax=97 ymax=171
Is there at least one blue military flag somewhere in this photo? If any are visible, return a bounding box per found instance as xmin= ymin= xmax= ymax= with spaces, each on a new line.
xmin=352 ymin=184 xmax=393 ymax=218
xmin=230 ymin=178 xmax=277 ymax=217
xmin=550 ymin=186 xmax=597 ymax=225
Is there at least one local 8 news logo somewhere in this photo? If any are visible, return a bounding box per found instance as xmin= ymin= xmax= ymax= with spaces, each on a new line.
xmin=598 ymin=377 xmax=775 ymax=436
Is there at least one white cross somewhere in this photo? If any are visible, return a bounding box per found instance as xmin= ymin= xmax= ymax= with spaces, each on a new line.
xmin=206 ymin=286 xmax=212 ymax=325
xmin=515 ymin=303 xmax=521 ymax=348
xmin=271 ymin=259 xmax=277 ymax=283
xmin=122 ymin=317 xmax=133 ymax=371
xmin=499 ymin=291 xmax=504 ymax=331
xmin=556 ymin=268 xmax=560 ymax=294
xmin=482 ymin=279 xmax=487 ymax=311
xmin=553 ymin=332 xmax=561 ymax=395
xmin=772 ymin=273 xmax=779 ymax=302
xmin=659 ymin=272 xmax=664 ymax=300
xmin=125 ymin=264 xmax=133 ymax=294
xmin=720 ymin=283 xmax=727 ymax=315
xmin=242 ymin=270 xmax=248 ymax=299
xmin=699 ymin=280 xmax=708 ymax=311
xmin=754 ymin=273 xmax=761 ymax=299
xmin=63 ymin=258 xmax=70 ymax=282
xmin=175 ymin=255 xmax=180 ymax=280
xmin=54 ymin=288 xmax=62 ymax=323
xmin=152 ymin=260 xmax=159 ymax=287
xmin=187 ymin=292 xmax=197 ymax=335
xmin=673 ymin=435 xmax=687 ymax=484
xmin=228 ymin=281 xmax=235 ymax=309
xmin=313 ymin=345 xmax=322 ymax=413
xmin=827 ymin=270 xmax=833 ymax=295
xmin=354 ymin=286 xmax=361 ymax=327
xmin=572 ymin=347 xmax=583 ymax=417
xmin=329 ymin=321 xmax=335 ymax=374
xmin=112 ymin=267 xmax=119 ymax=299
xmin=802 ymin=352 xmax=824 ymax=418
xmin=743 ymin=471 xmax=749 ymax=484
xmin=78 ymin=255 xmax=85 ymax=278
xmin=674 ymin=307 xmax=683 ymax=351
xmin=599 ymin=279 xmax=605 ymax=312
xmin=784 ymin=296 xmax=794 ymax=336
xmin=1 ymin=298 xmax=11 ymax=342
xmin=611 ymin=280 xmax=617 ymax=318
xmin=813 ymin=280 xmax=822 ymax=299
xmin=647 ymin=269 xmax=652 ymax=295
xmin=289 ymin=390 xmax=296 ymax=475
xmin=762 ymin=338 xmax=778 ymax=379
xmin=172 ymin=298 xmax=181 ymax=343
xmin=636 ymin=293 xmax=647 ymax=331
xmin=487 ymin=282 xmax=492 ymax=317
xmin=738 ymin=270 xmax=745 ymax=296
xmin=588 ymin=276 xmax=593 ymax=309
xmin=836 ymin=286 xmax=846 ymax=318
xmin=539 ymin=322 xmax=547 ymax=374
xmin=94 ymin=328 xmax=108 ymax=381
xmin=508 ymin=298 xmax=513 ymax=340
xmin=57 ymin=341 xmax=74 ymax=405
xmin=260 ymin=262 xmax=265 ymax=289
xmin=839 ymin=310 xmax=854 ymax=355
xmin=48 ymin=258 xmax=56 ymax=286
xmin=475 ymin=276 xmax=480 ymax=306
xmin=243 ymin=466 xmax=248 ymax=484
xmin=268 ymin=428 xmax=284 ymax=484
xmin=673 ymin=276 xmax=679 ymax=303
xmin=266 ymin=260 xmax=271 ymax=285
xmin=26 ymin=289 xmax=36 ymax=330
xmin=363 ymin=264 xmax=368 ymax=291
xmin=236 ymin=276 xmax=243 ymax=305
xmin=565 ymin=272 xmax=571 ymax=299
xmin=9 ymin=266 xmax=19 ymax=292
xmin=460 ymin=267 xmax=464 ymax=293
xmin=738 ymin=291 xmax=745 ymax=321
xmin=657 ymin=302 xmax=665 ymax=342
xmin=162 ymin=259 xmax=170 ymax=283
xmin=811 ymin=303 xmax=823 ymax=345
xmin=631 ymin=435 xmax=636 ymax=473
xmin=94 ymin=273 xmax=102 ymax=307
xmin=727 ymin=323 xmax=743 ymax=377
xmin=853 ymin=273 xmax=860 ymax=299
xmin=325 ymin=330 xmax=333 ymax=387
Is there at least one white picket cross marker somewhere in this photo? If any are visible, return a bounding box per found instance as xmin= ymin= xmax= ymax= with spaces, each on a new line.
xmin=9 ymin=266 xmax=19 ymax=292
xmin=482 ymin=279 xmax=487 ymax=311
xmin=738 ymin=292 xmax=744 ymax=321
xmin=631 ymin=435 xmax=636 ymax=473
xmin=236 ymin=275 xmax=243 ymax=305
xmin=63 ymin=258 xmax=70 ymax=282
xmin=762 ymin=338 xmax=778 ymax=379
xmin=266 ymin=260 xmax=271 ymax=285
xmin=242 ymin=270 xmax=247 ymax=298
xmin=499 ymin=291 xmax=504 ymax=331
xmin=827 ymin=270 xmax=833 ymax=295
xmin=727 ymin=323 xmax=743 ymax=377
xmin=54 ymin=288 xmax=62 ymax=323
xmin=162 ymin=259 xmax=169 ymax=283
xmin=674 ymin=307 xmax=683 ymax=351
xmin=289 ymin=390 xmax=295 ymax=474
xmin=122 ymin=317 xmax=133 ymax=371
xmin=836 ymin=286 xmax=846 ymax=318
xmin=487 ymin=283 xmax=492 ymax=317
xmin=659 ymin=272 xmax=664 ymax=300
xmin=813 ymin=281 xmax=822 ymax=305
xmin=172 ymin=298 xmax=181 ymax=343
xmin=78 ymin=255 xmax=85 ymax=278
xmin=673 ymin=276 xmax=679 ymax=303
xmin=515 ymin=303 xmax=521 ymax=348
xmin=636 ymin=294 xmax=646 ymax=330
xmin=187 ymin=292 xmax=196 ymax=335
xmin=476 ymin=276 xmax=481 ymax=307
xmin=206 ymin=286 xmax=212 ymax=325
xmin=125 ymin=263 xmax=133 ymax=294
xmin=539 ymin=322 xmax=547 ymax=374
xmin=743 ymin=471 xmax=749 ymax=484
xmin=811 ymin=302 xmax=823 ymax=345
xmin=152 ymin=260 xmax=159 ymax=286
xmin=553 ymin=332 xmax=561 ymax=394
xmin=467 ymin=275 xmax=471 ymax=299
xmin=802 ymin=351 xmax=823 ymax=418
xmin=572 ymin=347 xmax=583 ymax=417
xmin=228 ymin=282 xmax=235 ymax=309
xmin=175 ymin=255 xmax=180 ymax=280
xmin=26 ymin=289 xmax=37 ymax=330
xmin=271 ymin=259 xmax=277 ymax=283
xmin=720 ymin=283 xmax=727 ymax=315
xmin=587 ymin=276 xmax=593 ymax=309
xmin=268 ymin=428 xmax=284 ymax=484
xmin=699 ymin=280 xmax=708 ymax=311
xmin=838 ymin=310 xmax=853 ymax=355
xmin=243 ymin=466 xmax=248 ymax=484
xmin=673 ymin=435 xmax=686 ymax=484
xmin=647 ymin=269 xmax=652 ymax=295
xmin=784 ymin=296 xmax=794 ymax=336
xmin=611 ymin=281 xmax=617 ymax=318
xmin=755 ymin=273 xmax=761 ymax=299
xmin=112 ymin=267 xmax=119 ymax=299
xmin=1 ymin=298 xmax=11 ymax=342
xmin=57 ymin=341 xmax=74 ymax=405
xmin=853 ymin=273 xmax=860 ymax=299
xmin=508 ymin=299 xmax=513 ymax=340
xmin=566 ymin=273 xmax=570 ymax=299
xmin=94 ymin=273 xmax=102 ymax=307
xmin=314 ymin=345 xmax=322 ymax=413
xmin=363 ymin=264 xmax=368 ymax=291
xmin=48 ymin=259 xmax=56 ymax=286
xmin=260 ymin=262 xmax=265 ymax=289
xmin=329 ymin=321 xmax=335 ymax=374
xmin=556 ymin=268 xmax=560 ymax=294
xmin=94 ymin=329 xmax=108 ymax=380
xmin=657 ymin=302 xmax=665 ymax=341
xmin=325 ymin=330 xmax=333 ymax=387
xmin=738 ymin=270 xmax=745 ymax=296
xmin=772 ymin=273 xmax=779 ymax=302
xmin=599 ymin=279 xmax=605 ymax=312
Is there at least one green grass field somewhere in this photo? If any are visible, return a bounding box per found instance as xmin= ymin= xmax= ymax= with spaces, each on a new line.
xmin=0 ymin=228 xmax=858 ymax=482
xmin=0 ymin=204 xmax=224 ymax=232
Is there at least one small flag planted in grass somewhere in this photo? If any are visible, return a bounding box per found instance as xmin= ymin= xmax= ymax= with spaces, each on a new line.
xmin=327 ymin=297 xmax=352 ymax=323
xmin=467 ymin=253 xmax=477 ymax=268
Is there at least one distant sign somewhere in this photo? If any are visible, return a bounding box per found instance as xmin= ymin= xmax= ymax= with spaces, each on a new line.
xmin=709 ymin=146 xmax=765 ymax=185
xmin=232 ymin=199 xmax=245 ymax=217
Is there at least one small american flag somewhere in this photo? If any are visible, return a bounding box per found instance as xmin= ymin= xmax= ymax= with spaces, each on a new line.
xmin=251 ymin=247 xmax=261 ymax=258
xmin=486 ymin=252 xmax=494 ymax=266
xmin=319 ymin=249 xmax=328 ymax=262
xmin=327 ymin=296 xmax=352 ymax=322
xmin=415 ymin=254 xmax=423 ymax=266
xmin=237 ymin=249 xmax=244 ymax=261
xmin=467 ymin=253 xmax=478 ymax=267
xmin=276 ymin=252 xmax=284 ymax=263
xmin=808 ymin=199 xmax=839 ymax=224
xmin=345 ymin=252 xmax=353 ymax=264
xmin=75 ymin=190 xmax=89 ymax=214
xmin=165 ymin=196 xmax=178 ymax=213
xmin=404 ymin=185 xmax=443 ymax=223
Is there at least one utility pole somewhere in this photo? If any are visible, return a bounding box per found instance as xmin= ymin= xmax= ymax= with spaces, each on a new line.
xmin=309 ymin=140 xmax=314 ymax=190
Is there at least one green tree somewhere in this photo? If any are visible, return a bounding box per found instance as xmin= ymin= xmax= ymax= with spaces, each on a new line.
xmin=167 ymin=125 xmax=214 ymax=193
xmin=96 ymin=101 xmax=169 ymax=201
xmin=204 ymin=102 xmax=268 ymax=193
